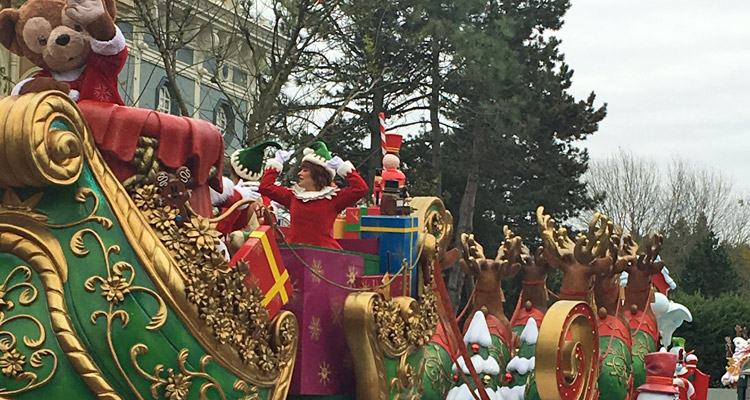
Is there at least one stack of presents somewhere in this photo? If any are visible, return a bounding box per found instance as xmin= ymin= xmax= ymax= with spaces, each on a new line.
xmin=228 ymin=206 xmax=419 ymax=397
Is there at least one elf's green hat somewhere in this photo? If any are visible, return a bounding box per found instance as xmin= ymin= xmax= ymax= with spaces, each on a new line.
xmin=302 ymin=141 xmax=335 ymax=177
xmin=671 ymin=337 xmax=686 ymax=349
xmin=230 ymin=141 xmax=282 ymax=181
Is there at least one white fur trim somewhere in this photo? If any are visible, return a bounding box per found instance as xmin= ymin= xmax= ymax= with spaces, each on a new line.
xmin=216 ymin=240 xmax=230 ymax=262
xmin=302 ymin=151 xmax=335 ymax=177
xmin=265 ymin=159 xmax=283 ymax=173
xmin=336 ymin=160 xmax=356 ymax=177
xmin=69 ymin=89 xmax=80 ymax=101
xmin=90 ymin=27 xmax=126 ymax=56
xmin=11 ymin=78 xmax=33 ymax=95
xmin=51 ymin=64 xmax=86 ymax=81
xmin=291 ymin=184 xmax=339 ymax=202
xmin=230 ymin=149 xmax=263 ymax=181
xmin=210 ymin=177 xmax=235 ymax=206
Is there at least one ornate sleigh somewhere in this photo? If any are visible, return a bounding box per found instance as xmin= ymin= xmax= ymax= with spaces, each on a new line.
xmin=0 ymin=91 xmax=453 ymax=400
xmin=0 ymin=91 xmax=297 ymax=399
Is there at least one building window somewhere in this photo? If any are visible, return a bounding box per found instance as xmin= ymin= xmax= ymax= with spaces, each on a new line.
xmin=157 ymin=85 xmax=171 ymax=114
xmin=215 ymin=106 xmax=228 ymax=135
xmin=214 ymin=102 xmax=234 ymax=137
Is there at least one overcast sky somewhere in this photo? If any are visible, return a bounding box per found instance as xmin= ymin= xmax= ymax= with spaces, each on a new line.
xmin=557 ymin=0 xmax=750 ymax=192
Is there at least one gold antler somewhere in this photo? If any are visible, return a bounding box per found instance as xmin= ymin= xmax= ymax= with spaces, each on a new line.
xmin=642 ymin=233 xmax=664 ymax=265
xmin=460 ymin=233 xmax=485 ymax=275
xmin=536 ymin=206 xmax=576 ymax=266
xmin=632 ymin=233 xmax=665 ymax=274
xmin=496 ymin=225 xmax=523 ymax=267
xmin=613 ymin=234 xmax=639 ymax=275
xmin=573 ymin=212 xmax=617 ymax=265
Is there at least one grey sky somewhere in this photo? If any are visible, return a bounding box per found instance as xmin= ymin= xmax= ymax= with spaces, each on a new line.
xmin=557 ymin=0 xmax=750 ymax=191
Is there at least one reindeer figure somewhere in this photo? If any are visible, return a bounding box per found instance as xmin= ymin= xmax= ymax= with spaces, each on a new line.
xmin=459 ymin=227 xmax=522 ymax=333
xmin=621 ymin=233 xmax=665 ymax=390
xmin=536 ymin=206 xmax=618 ymax=304
xmin=624 ymin=233 xmax=665 ymax=315
xmin=594 ymin=233 xmax=643 ymax=400
xmin=593 ymin=231 xmax=633 ymax=318
xmin=537 ymin=206 xmax=636 ymax=400
xmin=509 ymin=242 xmax=552 ymax=332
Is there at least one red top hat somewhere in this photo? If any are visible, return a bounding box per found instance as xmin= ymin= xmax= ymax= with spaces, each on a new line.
xmin=384 ymin=133 xmax=403 ymax=154
xmin=637 ymin=352 xmax=679 ymax=395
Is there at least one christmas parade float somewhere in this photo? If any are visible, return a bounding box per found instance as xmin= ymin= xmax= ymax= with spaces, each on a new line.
xmin=0 ymin=89 xmax=716 ymax=400
xmin=0 ymin=0 xmax=715 ymax=398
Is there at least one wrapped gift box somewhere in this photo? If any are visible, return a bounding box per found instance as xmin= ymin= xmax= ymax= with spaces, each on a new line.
xmin=343 ymin=206 xmax=381 ymax=238
xmin=360 ymin=215 xmax=419 ymax=295
xmin=337 ymin=238 xmax=380 ymax=275
xmin=228 ymin=226 xmax=291 ymax=318
xmin=356 ymin=274 xmax=411 ymax=298
xmin=280 ymin=246 xmax=365 ymax=396
xmin=333 ymin=215 xmax=346 ymax=239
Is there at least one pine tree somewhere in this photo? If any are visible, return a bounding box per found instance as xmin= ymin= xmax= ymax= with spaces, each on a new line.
xmin=503 ymin=318 xmax=539 ymax=400
xmin=679 ymin=230 xmax=739 ymax=298
xmin=446 ymin=311 xmax=507 ymax=400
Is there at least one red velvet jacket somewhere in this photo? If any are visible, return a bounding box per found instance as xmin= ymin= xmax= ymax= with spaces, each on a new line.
xmin=21 ymin=27 xmax=127 ymax=105
xmin=259 ymin=160 xmax=367 ymax=249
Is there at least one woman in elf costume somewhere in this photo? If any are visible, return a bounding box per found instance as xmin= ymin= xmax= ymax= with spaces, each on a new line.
xmin=259 ymin=141 xmax=367 ymax=250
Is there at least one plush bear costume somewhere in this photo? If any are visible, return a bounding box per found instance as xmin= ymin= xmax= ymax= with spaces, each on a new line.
xmin=0 ymin=0 xmax=126 ymax=104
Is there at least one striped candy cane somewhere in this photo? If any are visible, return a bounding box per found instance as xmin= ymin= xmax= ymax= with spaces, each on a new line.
xmin=378 ymin=112 xmax=387 ymax=156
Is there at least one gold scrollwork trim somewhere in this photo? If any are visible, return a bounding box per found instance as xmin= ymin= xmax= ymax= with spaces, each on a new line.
xmin=131 ymin=344 xmax=227 ymax=400
xmin=344 ymin=288 xmax=437 ymax=400
xmin=43 ymin=91 xmax=298 ymax=386
xmin=344 ymin=292 xmax=389 ymax=400
xmin=0 ymin=213 xmax=120 ymax=399
xmin=410 ymin=197 xmax=452 ymax=265
xmin=0 ymin=91 xmax=85 ymax=187
xmin=536 ymin=300 xmax=599 ymax=400
xmin=0 ymin=265 xmax=57 ymax=396
xmin=268 ymin=311 xmax=298 ymax=400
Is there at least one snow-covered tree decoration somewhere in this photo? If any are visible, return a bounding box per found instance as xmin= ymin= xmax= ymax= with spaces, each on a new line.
xmin=501 ymin=318 xmax=538 ymax=400
xmin=446 ymin=311 xmax=507 ymax=400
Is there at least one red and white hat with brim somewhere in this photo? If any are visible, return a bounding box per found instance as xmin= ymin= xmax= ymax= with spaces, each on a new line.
xmin=301 ymin=141 xmax=335 ymax=177
xmin=637 ymin=352 xmax=679 ymax=395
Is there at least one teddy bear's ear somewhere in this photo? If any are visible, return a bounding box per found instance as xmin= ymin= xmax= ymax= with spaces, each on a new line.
xmin=0 ymin=8 xmax=22 ymax=55
xmin=103 ymin=0 xmax=116 ymax=20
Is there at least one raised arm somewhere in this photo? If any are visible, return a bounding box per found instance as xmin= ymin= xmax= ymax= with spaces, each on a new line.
xmin=258 ymin=159 xmax=294 ymax=209
xmin=332 ymin=161 xmax=368 ymax=212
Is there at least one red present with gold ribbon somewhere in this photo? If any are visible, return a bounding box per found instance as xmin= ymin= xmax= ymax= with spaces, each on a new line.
xmin=229 ymin=225 xmax=291 ymax=318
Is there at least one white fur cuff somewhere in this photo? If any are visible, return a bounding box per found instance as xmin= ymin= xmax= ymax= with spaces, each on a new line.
xmin=265 ymin=159 xmax=283 ymax=173
xmin=91 ymin=27 xmax=126 ymax=56
xmin=11 ymin=78 xmax=33 ymax=96
xmin=210 ymin=176 xmax=235 ymax=206
xmin=337 ymin=161 xmax=355 ymax=177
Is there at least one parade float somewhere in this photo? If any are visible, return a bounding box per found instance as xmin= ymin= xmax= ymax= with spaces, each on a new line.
xmin=0 ymin=0 xmax=713 ymax=397
xmin=0 ymin=88 xmax=715 ymax=400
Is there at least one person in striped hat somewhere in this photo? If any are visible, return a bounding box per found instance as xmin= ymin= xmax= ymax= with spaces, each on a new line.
xmin=258 ymin=141 xmax=367 ymax=249
xmin=211 ymin=141 xmax=281 ymax=236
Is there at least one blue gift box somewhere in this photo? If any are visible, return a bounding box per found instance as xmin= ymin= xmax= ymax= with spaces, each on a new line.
xmin=360 ymin=215 xmax=419 ymax=296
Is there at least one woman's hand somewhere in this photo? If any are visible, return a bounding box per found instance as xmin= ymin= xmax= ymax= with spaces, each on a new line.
xmin=326 ymin=156 xmax=344 ymax=170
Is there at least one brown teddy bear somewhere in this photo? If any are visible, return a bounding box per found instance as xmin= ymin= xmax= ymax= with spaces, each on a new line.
xmin=0 ymin=0 xmax=126 ymax=104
